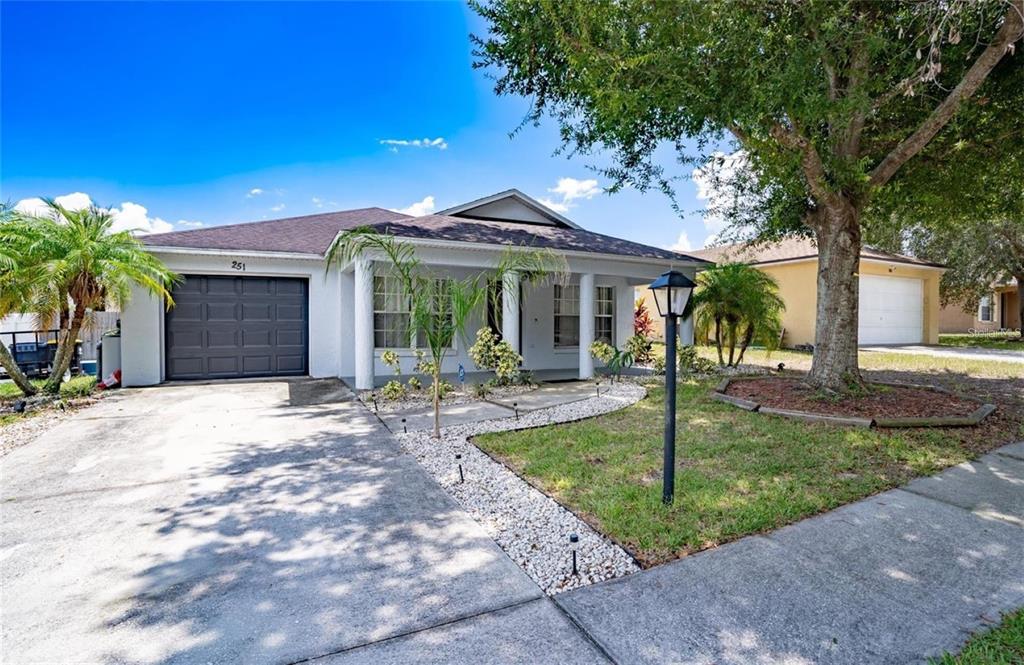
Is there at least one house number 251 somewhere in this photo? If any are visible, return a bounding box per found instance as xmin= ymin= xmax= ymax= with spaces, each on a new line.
xmin=231 ymin=261 xmax=246 ymax=271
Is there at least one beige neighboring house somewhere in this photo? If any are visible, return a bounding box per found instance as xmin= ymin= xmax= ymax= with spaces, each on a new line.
xmin=688 ymin=238 xmax=945 ymax=347
xmin=939 ymin=280 xmax=1021 ymax=333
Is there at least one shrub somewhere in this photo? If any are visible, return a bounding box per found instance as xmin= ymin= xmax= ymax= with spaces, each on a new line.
xmin=59 ymin=375 xmax=96 ymax=399
xmin=678 ymin=345 xmax=717 ymax=374
xmin=625 ymin=334 xmax=653 ymax=363
xmin=634 ymin=298 xmax=656 ymax=337
xmin=407 ymin=376 xmax=422 ymax=391
xmin=436 ymin=379 xmax=455 ymax=399
xmin=469 ymin=327 xmax=522 ymax=385
xmin=652 ymin=354 xmax=667 ymax=375
xmin=380 ymin=350 xmax=402 ymax=375
xmin=381 ymin=380 xmax=406 ymax=400
xmin=589 ymin=340 xmax=615 ymax=364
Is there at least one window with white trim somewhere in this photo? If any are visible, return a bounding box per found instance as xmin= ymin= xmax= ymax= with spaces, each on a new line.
xmin=373 ymin=275 xmax=411 ymax=348
xmin=373 ymin=275 xmax=453 ymax=349
xmin=978 ymin=295 xmax=993 ymax=322
xmin=595 ymin=286 xmax=615 ymax=344
xmin=553 ymin=284 xmax=580 ymax=347
xmin=552 ymin=284 xmax=615 ymax=347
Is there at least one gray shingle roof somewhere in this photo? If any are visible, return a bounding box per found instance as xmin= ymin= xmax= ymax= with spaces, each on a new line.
xmin=143 ymin=207 xmax=407 ymax=255
xmin=143 ymin=208 xmax=710 ymax=264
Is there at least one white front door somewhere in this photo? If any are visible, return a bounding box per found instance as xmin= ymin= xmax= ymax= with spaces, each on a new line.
xmin=858 ymin=274 xmax=924 ymax=344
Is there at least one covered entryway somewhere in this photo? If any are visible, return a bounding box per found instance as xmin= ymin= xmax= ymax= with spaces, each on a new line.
xmin=858 ymin=274 xmax=924 ymax=344
xmin=165 ymin=275 xmax=308 ymax=380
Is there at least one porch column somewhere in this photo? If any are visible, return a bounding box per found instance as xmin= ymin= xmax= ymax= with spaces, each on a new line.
xmin=680 ymin=312 xmax=694 ymax=346
xmin=353 ymin=257 xmax=375 ymax=390
xmin=579 ymin=272 xmax=595 ymax=379
xmin=502 ymin=270 xmax=520 ymax=354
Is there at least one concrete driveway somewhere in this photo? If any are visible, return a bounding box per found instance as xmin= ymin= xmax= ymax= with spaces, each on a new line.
xmin=0 ymin=380 xmax=602 ymax=664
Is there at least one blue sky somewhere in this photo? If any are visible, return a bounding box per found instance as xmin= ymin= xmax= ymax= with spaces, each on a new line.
xmin=1 ymin=1 xmax=715 ymax=251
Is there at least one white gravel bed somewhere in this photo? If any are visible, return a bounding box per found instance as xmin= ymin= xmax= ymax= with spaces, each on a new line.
xmin=0 ymin=396 xmax=103 ymax=457
xmin=358 ymin=383 xmax=536 ymax=413
xmin=396 ymin=381 xmax=647 ymax=595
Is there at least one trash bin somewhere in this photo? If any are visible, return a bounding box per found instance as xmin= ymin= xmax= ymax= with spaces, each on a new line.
xmin=98 ymin=330 xmax=121 ymax=381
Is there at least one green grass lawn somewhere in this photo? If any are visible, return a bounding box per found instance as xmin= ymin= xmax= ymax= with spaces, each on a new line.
xmin=0 ymin=375 xmax=97 ymax=401
xmin=940 ymin=332 xmax=1024 ymax=351
xmin=931 ymin=609 xmax=1024 ymax=664
xmin=475 ymin=378 xmax=1021 ymax=566
xmin=692 ymin=346 xmax=1023 ymax=380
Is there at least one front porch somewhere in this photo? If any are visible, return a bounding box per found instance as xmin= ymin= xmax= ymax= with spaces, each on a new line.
xmin=345 ymin=249 xmax=694 ymax=390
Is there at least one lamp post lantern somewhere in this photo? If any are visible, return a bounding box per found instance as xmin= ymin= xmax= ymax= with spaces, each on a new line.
xmin=648 ymin=270 xmax=696 ymax=505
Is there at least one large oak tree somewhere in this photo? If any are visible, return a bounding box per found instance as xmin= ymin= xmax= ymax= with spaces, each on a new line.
xmin=473 ymin=0 xmax=1024 ymax=390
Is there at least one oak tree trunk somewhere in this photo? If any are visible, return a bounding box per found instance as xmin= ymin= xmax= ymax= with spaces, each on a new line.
xmin=0 ymin=342 xmax=37 ymax=396
xmin=807 ymin=201 xmax=864 ymax=392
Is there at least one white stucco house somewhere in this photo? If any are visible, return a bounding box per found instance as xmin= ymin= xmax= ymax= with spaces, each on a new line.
xmin=121 ymin=189 xmax=709 ymax=389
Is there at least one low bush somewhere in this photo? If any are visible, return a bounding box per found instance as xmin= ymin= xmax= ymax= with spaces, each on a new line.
xmin=381 ymin=380 xmax=406 ymax=400
xmin=59 ymin=375 xmax=97 ymax=399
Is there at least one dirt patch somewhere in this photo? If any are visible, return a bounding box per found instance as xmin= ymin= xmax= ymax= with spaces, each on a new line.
xmin=725 ymin=377 xmax=980 ymax=419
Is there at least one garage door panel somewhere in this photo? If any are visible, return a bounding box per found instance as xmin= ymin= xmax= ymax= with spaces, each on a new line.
xmin=242 ymin=278 xmax=272 ymax=296
xmin=242 ymin=356 xmax=272 ymax=374
xmin=242 ymin=329 xmax=272 ymax=347
xmin=276 ymin=329 xmax=304 ymax=346
xmin=166 ymin=275 xmax=308 ymax=380
xmin=207 ymin=329 xmax=239 ymax=348
xmin=168 ymin=357 xmax=204 ymax=378
xmin=858 ymin=275 xmax=923 ymax=345
xmin=276 ymin=355 xmax=306 ymax=372
xmin=276 ymin=304 xmax=305 ymax=321
xmin=242 ymin=303 xmax=272 ymax=321
xmin=275 ymin=280 xmax=305 ymax=296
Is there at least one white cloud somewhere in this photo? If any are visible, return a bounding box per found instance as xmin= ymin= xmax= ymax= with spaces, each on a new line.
xmin=312 ymin=196 xmax=324 ymax=208
xmin=549 ymin=177 xmax=601 ymax=202
xmin=536 ymin=197 xmax=571 ymax=214
xmin=537 ymin=177 xmax=603 ymax=215
xmin=247 ymin=188 xmax=264 ymax=198
xmin=14 ymin=193 xmax=174 ymax=235
xmin=379 ymin=137 xmax=448 ymax=152
xmin=391 ymin=195 xmax=435 ymax=217
xmin=176 ymin=220 xmax=204 ymax=229
xmin=270 ymin=203 xmax=286 ymax=213
xmin=667 ymin=232 xmax=693 ymax=252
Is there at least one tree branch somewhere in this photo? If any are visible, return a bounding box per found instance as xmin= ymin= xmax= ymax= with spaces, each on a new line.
xmin=869 ymin=1 xmax=1024 ymax=188
xmin=770 ymin=121 xmax=835 ymax=207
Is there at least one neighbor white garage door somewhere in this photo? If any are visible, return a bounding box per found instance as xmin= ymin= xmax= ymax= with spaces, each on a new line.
xmin=858 ymin=274 xmax=923 ymax=344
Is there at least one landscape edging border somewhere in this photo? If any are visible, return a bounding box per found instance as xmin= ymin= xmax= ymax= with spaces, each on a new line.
xmin=711 ymin=376 xmax=997 ymax=429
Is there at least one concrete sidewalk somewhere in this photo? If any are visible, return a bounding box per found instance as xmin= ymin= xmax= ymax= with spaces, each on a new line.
xmin=379 ymin=381 xmax=599 ymax=432
xmin=863 ymin=344 xmax=1024 ymax=364
xmin=555 ymin=442 xmax=1024 ymax=664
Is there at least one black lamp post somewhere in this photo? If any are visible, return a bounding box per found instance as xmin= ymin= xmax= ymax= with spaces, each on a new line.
xmin=648 ymin=270 xmax=696 ymax=505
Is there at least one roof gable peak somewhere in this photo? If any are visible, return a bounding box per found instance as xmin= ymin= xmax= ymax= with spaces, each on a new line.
xmin=439 ymin=189 xmax=582 ymax=229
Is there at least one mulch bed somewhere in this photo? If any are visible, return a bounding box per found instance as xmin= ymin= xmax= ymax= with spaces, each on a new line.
xmin=725 ymin=377 xmax=980 ymax=419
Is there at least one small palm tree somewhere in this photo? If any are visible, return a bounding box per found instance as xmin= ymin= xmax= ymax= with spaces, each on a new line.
xmin=326 ymin=227 xmax=563 ymax=438
xmin=692 ymin=263 xmax=784 ymax=367
xmin=9 ymin=200 xmax=179 ymax=393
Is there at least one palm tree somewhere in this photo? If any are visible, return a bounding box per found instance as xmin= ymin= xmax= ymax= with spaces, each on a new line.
xmin=326 ymin=227 xmax=563 ymax=438
xmin=692 ymin=263 xmax=784 ymax=367
xmin=0 ymin=205 xmax=46 ymax=396
xmin=10 ymin=200 xmax=179 ymax=394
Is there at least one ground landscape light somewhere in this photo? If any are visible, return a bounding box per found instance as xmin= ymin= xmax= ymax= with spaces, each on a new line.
xmin=647 ymin=270 xmax=696 ymax=506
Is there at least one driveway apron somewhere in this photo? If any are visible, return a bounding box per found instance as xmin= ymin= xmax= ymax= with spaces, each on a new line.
xmin=0 ymin=381 xmax=557 ymax=664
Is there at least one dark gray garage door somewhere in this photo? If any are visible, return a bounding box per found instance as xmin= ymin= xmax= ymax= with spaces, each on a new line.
xmin=165 ymin=275 xmax=308 ymax=380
